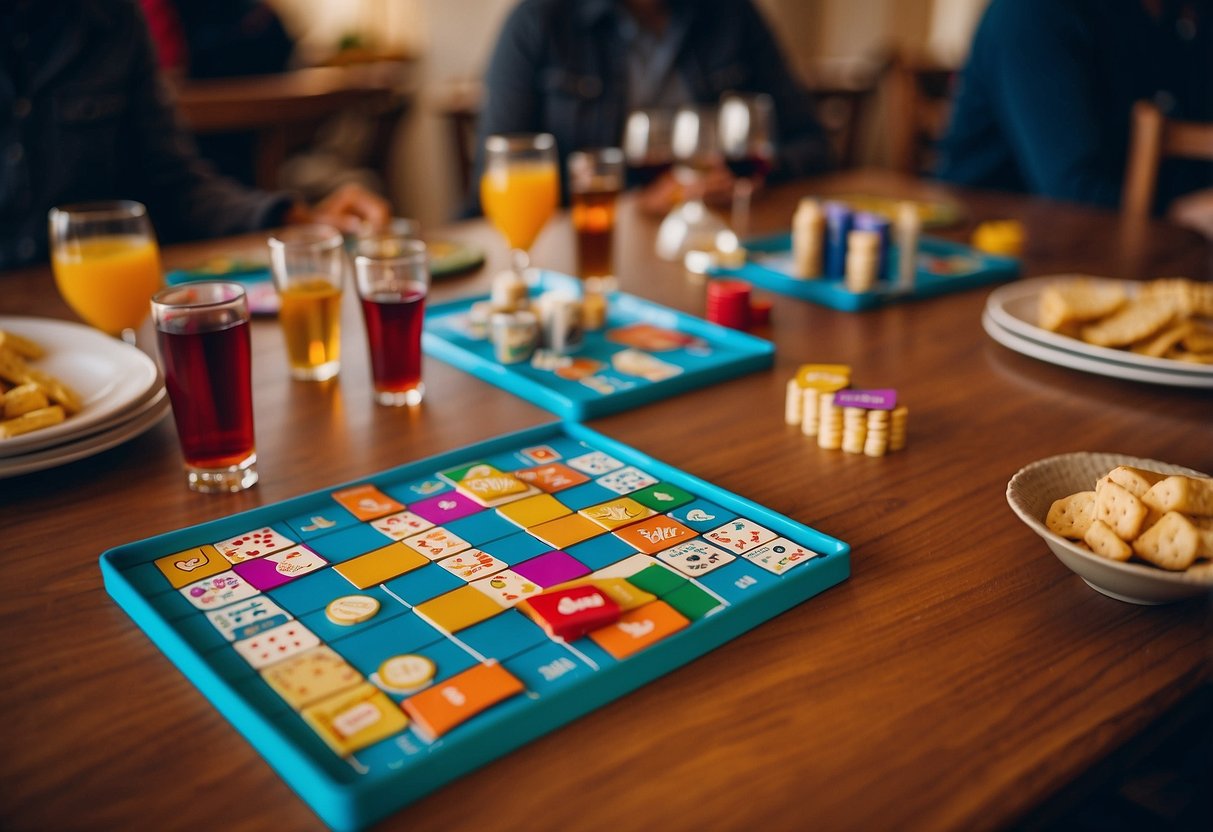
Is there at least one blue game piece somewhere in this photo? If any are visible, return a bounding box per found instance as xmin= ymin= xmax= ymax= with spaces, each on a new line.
xmin=268 ymin=568 xmax=358 ymax=616
xmin=381 ymin=476 xmax=452 ymax=504
xmin=478 ymin=531 xmax=552 ymax=566
xmin=504 ymin=641 xmax=596 ymax=695
xmin=458 ymin=610 xmax=548 ymax=662
xmin=335 ymin=613 xmax=446 ymax=677
xmin=564 ymin=534 xmax=638 ymax=571
xmin=553 ymin=481 xmax=619 ymax=511
xmin=298 ymin=586 xmax=407 ymax=643
xmin=381 ymin=564 xmax=464 ymax=606
xmin=695 ymin=558 xmax=781 ymax=604
xmin=444 ymin=510 xmax=517 ymax=548
xmin=304 ymin=524 xmax=390 ymax=564
xmin=282 ymin=504 xmax=361 ymax=541
xmin=668 ymin=499 xmax=734 ymax=533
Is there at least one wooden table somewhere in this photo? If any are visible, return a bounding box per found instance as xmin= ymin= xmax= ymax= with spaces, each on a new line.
xmin=1 ymin=170 xmax=1210 ymax=831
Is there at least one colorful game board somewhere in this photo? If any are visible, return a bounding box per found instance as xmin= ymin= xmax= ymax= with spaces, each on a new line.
xmin=709 ymin=232 xmax=1019 ymax=311
xmin=423 ymin=271 xmax=775 ymax=420
xmin=100 ymin=423 xmax=849 ymax=831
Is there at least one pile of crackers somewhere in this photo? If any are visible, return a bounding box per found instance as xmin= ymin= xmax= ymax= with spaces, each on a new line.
xmin=1038 ymin=277 xmax=1213 ymax=363
xmin=784 ymin=364 xmax=908 ymax=457
xmin=1047 ymin=466 xmax=1213 ymax=572
xmin=0 ymin=330 xmax=82 ymax=438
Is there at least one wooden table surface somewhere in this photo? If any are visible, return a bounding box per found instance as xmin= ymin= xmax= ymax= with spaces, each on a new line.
xmin=1 ymin=170 xmax=1210 ymax=832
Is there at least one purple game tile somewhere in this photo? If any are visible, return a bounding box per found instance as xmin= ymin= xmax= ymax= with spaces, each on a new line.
xmin=409 ymin=492 xmax=484 ymax=525
xmin=833 ymin=388 xmax=897 ymax=410
xmin=512 ymin=550 xmax=591 ymax=588
xmin=231 ymin=547 xmax=327 ymax=591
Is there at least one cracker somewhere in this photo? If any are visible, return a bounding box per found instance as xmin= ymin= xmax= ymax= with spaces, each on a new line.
xmin=1132 ymin=511 xmax=1199 ymax=571
xmin=0 ymin=405 xmax=66 ymax=438
xmin=1142 ymin=475 xmax=1213 ymax=516
xmin=21 ymin=368 xmax=83 ymax=415
xmin=3 ymin=383 xmax=49 ymax=419
xmin=0 ymin=347 xmax=29 ymax=385
xmin=1094 ymin=479 xmax=1149 ymax=540
xmin=1180 ymin=322 xmax=1213 ymax=353
xmin=1039 ymin=279 xmax=1126 ymax=332
xmin=0 ymin=330 xmax=44 ymax=359
xmin=1102 ymin=466 xmax=1167 ymax=500
xmin=1083 ymin=519 xmax=1133 ymax=562
xmin=1047 ymin=491 xmax=1096 ymax=538
xmin=1130 ymin=321 xmax=1193 ymax=358
xmin=1079 ymin=296 xmax=1175 ymax=347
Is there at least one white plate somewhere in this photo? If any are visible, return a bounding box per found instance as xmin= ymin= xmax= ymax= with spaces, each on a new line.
xmin=985 ymin=277 xmax=1213 ymax=378
xmin=982 ymin=311 xmax=1213 ymax=388
xmin=0 ymin=393 xmax=171 ymax=479
xmin=0 ymin=316 xmax=161 ymax=454
xmin=1006 ymin=452 xmax=1212 ymax=605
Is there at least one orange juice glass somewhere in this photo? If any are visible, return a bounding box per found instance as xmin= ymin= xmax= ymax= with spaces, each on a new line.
xmin=268 ymin=224 xmax=346 ymax=381
xmin=481 ymin=133 xmax=558 ymax=277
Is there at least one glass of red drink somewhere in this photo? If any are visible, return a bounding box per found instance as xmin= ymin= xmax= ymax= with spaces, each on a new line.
xmin=151 ymin=282 xmax=257 ymax=493
xmin=353 ymin=238 xmax=429 ymax=407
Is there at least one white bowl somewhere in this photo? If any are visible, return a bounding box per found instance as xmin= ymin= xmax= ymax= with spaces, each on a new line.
xmin=1006 ymin=452 xmax=1213 ymax=605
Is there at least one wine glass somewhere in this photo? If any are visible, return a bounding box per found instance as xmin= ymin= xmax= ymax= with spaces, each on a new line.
xmin=718 ymin=92 xmax=775 ymax=238
xmin=48 ymin=200 xmax=163 ymax=343
xmin=655 ymin=105 xmax=728 ymax=261
xmin=480 ymin=133 xmax=559 ymax=281
xmin=623 ymin=108 xmax=675 ymax=186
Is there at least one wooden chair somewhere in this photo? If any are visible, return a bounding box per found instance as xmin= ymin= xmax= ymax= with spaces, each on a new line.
xmin=805 ymin=60 xmax=882 ymax=170
xmin=431 ymin=78 xmax=484 ymax=198
xmin=884 ymin=51 xmax=958 ymax=176
xmin=1121 ymin=100 xmax=1213 ymax=223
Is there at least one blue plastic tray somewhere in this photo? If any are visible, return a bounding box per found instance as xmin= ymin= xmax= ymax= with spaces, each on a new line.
xmin=423 ymin=271 xmax=774 ymax=420
xmin=710 ymin=232 xmax=1019 ymax=311
xmin=100 ymin=422 xmax=849 ymax=831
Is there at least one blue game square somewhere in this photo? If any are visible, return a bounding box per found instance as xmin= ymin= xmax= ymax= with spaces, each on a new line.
xmin=172 ymin=612 xmax=231 ymax=652
xmin=517 ymin=436 xmax=592 ymax=463
xmin=382 ymin=564 xmax=464 ymax=605
xmin=479 ymin=531 xmax=552 ymax=566
xmin=304 ymin=524 xmax=389 ymax=564
xmin=458 ymin=610 xmax=548 ymax=661
xmin=505 ymin=641 xmax=596 ymax=695
xmin=565 ymin=535 xmax=638 ymax=571
xmin=269 ymin=567 xmax=357 ymax=616
xmin=202 ymin=644 xmax=257 ymax=681
xmin=483 ymin=450 xmax=530 ymax=472
xmin=353 ymin=729 xmax=428 ymax=774
xmin=695 ymin=558 xmax=781 ymax=604
xmin=445 ymin=510 xmax=517 ymax=547
xmin=381 ymin=476 xmax=452 ymax=504
xmin=282 ymin=504 xmax=361 ymax=541
xmin=668 ymin=499 xmax=734 ymax=532
xmin=145 ymin=586 xmax=203 ymax=620
xmin=553 ymin=481 xmax=619 ymax=510
xmin=298 ymin=586 xmax=407 ymax=643
xmin=334 ymin=613 xmax=445 ymax=676
xmin=564 ymin=637 xmax=618 ymax=671
xmin=121 ymin=561 xmax=177 ymax=596
xmin=232 ymin=674 xmax=292 ymax=717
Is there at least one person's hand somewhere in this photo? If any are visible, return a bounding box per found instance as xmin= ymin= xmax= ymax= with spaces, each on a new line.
xmin=293 ymin=183 xmax=392 ymax=234
xmin=1167 ymin=188 xmax=1213 ymax=240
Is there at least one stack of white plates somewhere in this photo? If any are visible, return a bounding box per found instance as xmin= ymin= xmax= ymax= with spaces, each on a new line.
xmin=982 ymin=277 xmax=1213 ymax=389
xmin=0 ymin=317 xmax=172 ymax=479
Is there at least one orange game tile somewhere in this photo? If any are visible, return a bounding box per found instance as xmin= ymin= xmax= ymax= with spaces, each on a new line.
xmin=154 ymin=544 xmax=227 ymax=589
xmin=528 ymin=513 xmax=603 ymax=549
xmin=335 ymin=543 xmax=429 ymax=589
xmin=612 ymin=516 xmax=695 ymax=554
xmin=513 ymin=463 xmax=589 ymax=493
xmin=402 ymin=661 xmax=524 ymax=741
xmin=588 ymin=601 xmax=689 ymax=659
xmin=331 ymin=485 xmax=405 ymax=521
xmin=413 ymin=585 xmax=505 ymax=633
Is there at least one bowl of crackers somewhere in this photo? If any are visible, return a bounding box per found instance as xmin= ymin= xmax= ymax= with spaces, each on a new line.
xmin=1007 ymin=452 xmax=1213 ymax=604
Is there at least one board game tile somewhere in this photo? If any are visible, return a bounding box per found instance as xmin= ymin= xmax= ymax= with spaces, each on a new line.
xmin=381 ymin=476 xmax=452 ymax=504
xmin=512 ymin=462 xmax=589 ymax=493
xmin=668 ymin=499 xmax=733 ymax=532
xmin=299 ymin=589 xmax=405 ymax=644
xmin=565 ymin=636 xmax=618 ymax=670
xmin=564 ymin=535 xmax=640 ymax=571
xmin=482 ymin=450 xmax=532 ymax=472
xmin=565 ymin=451 xmax=625 ymax=476
xmin=468 ymin=569 xmax=543 ymax=608
xmin=402 ymin=661 xmax=525 ymax=741
xmin=303 ymin=523 xmax=394 ymax=564
xmin=592 ymin=553 xmax=659 ymax=580
xmin=704 ymin=518 xmax=778 ymax=554
xmin=213 ymin=527 xmax=298 ymax=565
xmin=261 ymin=645 xmax=364 ymax=710
xmin=233 ymin=621 xmax=321 ymax=670
xmin=269 ymin=568 xmax=356 ymax=616
xmin=437 ymin=460 xmax=493 ymax=484
xmin=595 ymin=466 xmax=659 ymax=496
xmin=282 ymin=505 xmax=360 ymax=541
xmin=545 ymin=577 xmax=655 ymax=612
xmin=373 ymin=639 xmax=479 ymax=698
xmin=233 ymin=674 xmax=293 ymax=717
xmin=528 ymin=513 xmax=603 ymax=549
xmin=613 ymin=516 xmax=696 ymax=554
xmin=520 ymin=437 xmax=592 ymax=463
xmin=629 ymin=482 xmax=696 ymax=512
xmin=172 ymin=611 xmax=232 ymax=652
xmin=145 ymin=584 xmax=202 ymax=620
xmin=333 ymin=614 xmax=446 ymax=677
xmin=694 ymin=558 xmax=781 ymax=603
xmin=519 ymin=584 xmax=622 ymax=641
xmin=478 ymin=531 xmax=552 ymax=566
xmin=512 ymin=550 xmax=592 ymax=588
xmin=302 ymin=683 xmax=410 ymax=756
xmin=121 ymin=560 xmax=180 ymax=597
xmin=578 ymin=497 xmax=656 ymax=531
xmin=154 ymin=544 xmax=228 ymax=589
xmin=180 ymin=571 xmax=260 ymax=611
xmin=456 ymin=468 xmax=539 ymax=508
xmin=627 ymin=564 xmax=688 ymax=598
xmin=588 ymin=601 xmax=690 ymax=660
xmin=407 ymin=492 xmax=483 ymax=526
xmin=232 ymin=545 xmax=328 ymax=591
xmin=496 ymin=493 xmax=572 ymax=529
xmin=663 ymin=583 xmax=725 ymax=621
xmin=205 ymin=596 xmax=295 ymax=642
xmin=458 ymin=609 xmax=549 ymax=661
xmin=553 ymin=481 xmax=621 ymax=511
xmin=400 ymin=527 xmax=473 ymax=561
xmin=742 ymin=537 xmax=821 ymax=575
xmin=371 ymin=510 xmax=434 ymax=542
xmin=351 ymin=730 xmax=428 ymax=774
xmin=504 ymin=642 xmax=596 ymax=695
xmin=330 ymin=484 xmax=405 ymax=522
xmin=443 ymin=509 xmax=517 ymax=548
xmin=381 ymin=564 xmax=465 ymax=606
xmin=436 ymin=549 xmax=508 ymax=583
xmin=656 ymin=539 xmax=736 ymax=578
xmin=333 ymin=542 xmax=430 ymax=589
xmin=414 ymin=585 xmax=506 ymax=633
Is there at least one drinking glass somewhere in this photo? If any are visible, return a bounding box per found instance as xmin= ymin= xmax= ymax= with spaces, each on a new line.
xmin=267 ymin=224 xmax=346 ymax=382
xmin=354 ymin=238 xmax=430 ymax=407
xmin=151 ymin=282 xmax=258 ymax=493
xmin=655 ymin=105 xmax=728 ymax=261
xmin=719 ymin=92 xmax=775 ymax=237
xmin=622 ymin=108 xmax=675 ymax=186
xmin=480 ymin=133 xmax=559 ymax=280
xmin=568 ymin=147 xmax=624 ymax=290
xmin=49 ymin=200 xmax=163 ymax=343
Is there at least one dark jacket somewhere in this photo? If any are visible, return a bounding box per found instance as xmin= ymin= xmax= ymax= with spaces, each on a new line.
xmin=467 ymin=0 xmax=831 ymax=214
xmin=0 ymin=0 xmax=291 ymax=270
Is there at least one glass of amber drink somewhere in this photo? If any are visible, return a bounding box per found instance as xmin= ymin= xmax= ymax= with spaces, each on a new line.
xmin=568 ymin=147 xmax=624 ymax=292
xmin=480 ymin=133 xmax=559 ymax=280
xmin=268 ymin=224 xmax=346 ymax=381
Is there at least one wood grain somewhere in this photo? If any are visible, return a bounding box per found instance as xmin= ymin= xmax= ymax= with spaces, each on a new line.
xmin=1 ymin=170 xmax=1210 ymax=832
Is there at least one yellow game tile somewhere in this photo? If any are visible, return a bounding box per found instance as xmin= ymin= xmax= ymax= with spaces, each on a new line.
xmin=588 ymin=601 xmax=689 ymax=660
xmin=301 ymin=683 xmax=409 ymax=756
xmin=456 ymin=468 xmax=537 ymax=507
xmin=549 ymin=577 xmax=656 ymax=612
xmin=261 ymin=646 xmax=363 ymax=710
xmin=496 ymin=494 xmax=571 ymax=528
xmin=414 ymin=585 xmax=506 ymax=633
xmin=578 ymin=497 xmax=657 ymax=530
xmin=528 ymin=513 xmax=602 ymax=549
xmin=154 ymin=544 xmax=227 ymax=589
xmin=330 ymin=484 xmax=405 ymax=521
xmin=334 ymin=543 xmax=429 ymax=589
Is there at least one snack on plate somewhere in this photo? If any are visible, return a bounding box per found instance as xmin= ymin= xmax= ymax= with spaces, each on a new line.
xmin=0 ymin=329 xmax=81 ymax=439
xmin=1047 ymin=465 xmax=1213 ymax=572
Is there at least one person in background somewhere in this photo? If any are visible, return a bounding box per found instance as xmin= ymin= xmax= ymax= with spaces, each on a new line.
xmin=936 ymin=0 xmax=1213 ymax=237
xmin=0 ymin=0 xmax=390 ymax=271
xmin=466 ymin=0 xmax=832 ymax=215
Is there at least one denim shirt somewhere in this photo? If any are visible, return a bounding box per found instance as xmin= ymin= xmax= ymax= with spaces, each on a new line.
xmin=0 ymin=0 xmax=290 ymax=270
xmin=466 ymin=0 xmax=831 ymax=213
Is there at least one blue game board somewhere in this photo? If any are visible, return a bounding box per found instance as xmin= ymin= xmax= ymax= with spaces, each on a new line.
xmin=423 ymin=271 xmax=774 ymax=420
xmin=100 ymin=423 xmax=849 ymax=831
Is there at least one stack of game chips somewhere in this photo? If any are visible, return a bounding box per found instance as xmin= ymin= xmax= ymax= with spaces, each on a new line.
xmin=784 ymin=365 xmax=909 ymax=457
xmin=823 ymin=202 xmax=853 ymax=278
xmin=844 ymin=229 xmax=880 ymax=292
xmin=863 ymin=409 xmax=889 ymax=457
xmin=792 ymin=198 xmax=825 ymax=278
xmin=841 ymin=407 xmax=867 ymax=454
xmin=790 ymin=200 xmax=924 ymax=291
xmin=706 ymin=279 xmax=752 ymax=330
xmin=889 ymin=405 xmax=908 ymax=451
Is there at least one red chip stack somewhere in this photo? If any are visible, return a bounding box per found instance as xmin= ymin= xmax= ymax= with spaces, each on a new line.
xmin=707 ymin=280 xmax=752 ymax=330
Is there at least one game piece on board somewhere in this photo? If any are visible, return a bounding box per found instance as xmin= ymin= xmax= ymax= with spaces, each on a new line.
xmin=890 ymin=405 xmax=909 ymax=452
xmin=613 ymin=515 xmax=695 ymax=554
xmin=402 ymin=661 xmax=525 ymax=741
xmin=743 ymin=537 xmax=821 ymax=575
xmin=261 ymin=646 xmax=363 ymax=709
xmin=587 ymin=601 xmax=690 ymax=660
xmin=335 ymin=543 xmax=429 ymax=588
xmin=895 ymin=200 xmax=920 ymax=291
xmin=155 ymin=544 xmax=228 ymax=589
xmin=377 ymin=654 xmax=437 ymax=694
xmin=785 ymin=378 xmax=803 ymax=426
xmin=400 ymin=527 xmax=474 ymax=561
xmin=578 ymin=496 xmax=657 ymax=530
xmin=414 ymin=585 xmax=507 ymax=633
xmin=302 ymin=683 xmax=410 ymax=756
xmin=546 ymin=577 xmax=656 ymax=612
xmin=519 ymin=584 xmax=623 ymax=641
xmin=326 ymin=595 xmax=382 ymax=626
xmin=497 ymin=493 xmax=573 ymax=528
xmin=528 ymin=513 xmax=602 ymax=549
xmin=844 ymin=229 xmax=880 ymax=293
xmin=823 ymin=201 xmax=852 ymax=278
xmin=233 ymin=621 xmax=321 ymax=669
xmin=330 ymin=485 xmax=405 ymax=522
xmin=792 ymin=197 xmax=824 ymax=278
xmin=215 ymin=527 xmax=298 ymax=564
xmin=436 ymin=549 xmax=509 ymax=582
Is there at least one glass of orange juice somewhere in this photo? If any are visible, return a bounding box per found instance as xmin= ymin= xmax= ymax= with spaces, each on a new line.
xmin=268 ymin=224 xmax=346 ymax=381
xmin=48 ymin=201 xmax=163 ymax=342
xmin=480 ymin=133 xmax=559 ymax=280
